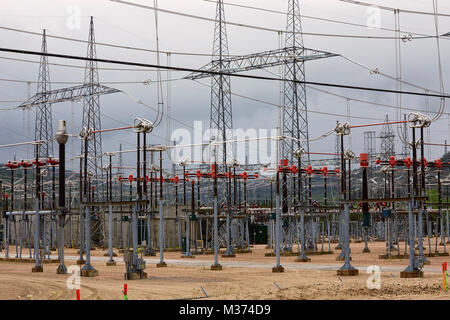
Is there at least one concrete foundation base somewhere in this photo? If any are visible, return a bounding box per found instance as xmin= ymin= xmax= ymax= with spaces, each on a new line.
xmin=295 ymin=257 xmax=311 ymax=262
xmin=210 ymin=264 xmax=223 ymax=271
xmin=438 ymin=252 xmax=449 ymax=256
xmin=156 ymin=262 xmax=167 ymax=268
xmin=362 ymin=248 xmax=371 ymax=253
xmin=221 ymin=254 xmax=236 ymax=258
xmin=31 ymin=266 xmax=43 ymax=272
xmin=125 ymin=272 xmax=147 ymax=280
xmin=106 ymin=261 xmax=116 ymax=266
xmin=103 ymin=252 xmax=118 ymax=257
xmin=379 ymin=254 xmax=408 ymax=259
xmin=272 ymin=266 xmax=285 ymax=273
xmin=305 ymin=250 xmax=333 ymax=255
xmin=56 ymin=267 xmax=67 ymax=274
xmin=81 ymin=269 xmax=99 ymax=277
xmin=0 ymin=257 xmax=59 ymax=264
xmin=337 ymin=269 xmax=359 ymax=276
xmin=76 ymin=259 xmax=85 ymax=265
xmin=181 ymin=255 xmax=195 ymax=258
xmin=400 ymin=271 xmax=423 ymax=278
xmin=336 ymin=256 xmax=352 ymax=261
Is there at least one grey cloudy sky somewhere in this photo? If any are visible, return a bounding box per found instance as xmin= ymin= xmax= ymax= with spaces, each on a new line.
xmin=0 ymin=0 xmax=449 ymax=173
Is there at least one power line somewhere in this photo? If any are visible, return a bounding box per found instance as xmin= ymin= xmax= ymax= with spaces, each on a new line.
xmin=192 ymin=79 xmax=385 ymax=121
xmin=109 ymin=0 xmax=438 ymax=40
xmin=1 ymin=47 xmax=449 ymax=100
xmin=340 ymin=0 xmax=450 ymax=17
xmin=197 ymin=0 xmax=443 ymax=39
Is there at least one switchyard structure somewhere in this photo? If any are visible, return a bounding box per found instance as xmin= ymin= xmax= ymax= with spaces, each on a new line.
xmin=0 ymin=0 xmax=450 ymax=295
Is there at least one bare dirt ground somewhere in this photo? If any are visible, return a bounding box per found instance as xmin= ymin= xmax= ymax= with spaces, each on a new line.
xmin=1 ymin=240 xmax=449 ymax=300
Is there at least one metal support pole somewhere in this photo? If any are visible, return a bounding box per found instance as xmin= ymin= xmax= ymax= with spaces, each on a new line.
xmin=32 ymin=143 xmax=43 ymax=272
xmin=211 ymin=157 xmax=221 ymax=270
xmin=56 ymin=120 xmax=68 ymax=274
xmin=81 ymin=206 xmax=97 ymax=276
xmin=107 ymin=204 xmax=115 ymax=265
xmin=273 ymin=170 xmax=284 ymax=272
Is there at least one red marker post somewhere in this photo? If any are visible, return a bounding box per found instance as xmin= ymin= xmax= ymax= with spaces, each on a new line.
xmin=76 ymin=289 xmax=80 ymax=300
xmin=123 ymin=284 xmax=128 ymax=300
xmin=443 ymin=263 xmax=447 ymax=291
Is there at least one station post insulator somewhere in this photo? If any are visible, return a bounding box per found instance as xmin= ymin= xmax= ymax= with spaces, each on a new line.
xmin=55 ymin=119 xmax=69 ymax=145
xmin=229 ymin=159 xmax=240 ymax=168
xmin=306 ymin=165 xmax=314 ymax=176
xmin=435 ymin=158 xmax=443 ymax=170
xmin=408 ymin=139 xmax=422 ymax=150
xmin=102 ymin=163 xmax=111 ymax=172
xmin=389 ymin=156 xmax=397 ymax=168
xmin=320 ymin=166 xmax=329 ymax=176
xmin=334 ymin=122 xmax=351 ymax=136
xmin=241 ymin=171 xmax=248 ymax=180
xmin=118 ymin=176 xmax=123 ymax=182
xmin=77 ymin=127 xmax=89 ymax=140
xmin=128 ymin=174 xmax=134 ymax=183
xmin=344 ymin=150 xmax=355 ymax=160
xmin=174 ymin=176 xmax=179 ymax=184
xmin=407 ymin=112 xmax=431 ymax=128
xmin=196 ymin=169 xmax=202 ymax=180
xmin=293 ymin=148 xmax=306 ymax=159
xmin=375 ymin=158 xmax=382 ymax=165
xmin=404 ymin=157 xmax=412 ymax=169
xmin=290 ymin=165 xmax=298 ymax=175
xmin=360 ymin=153 xmax=369 ymax=167
xmin=133 ymin=117 xmax=154 ymax=133
xmin=179 ymin=157 xmax=191 ymax=167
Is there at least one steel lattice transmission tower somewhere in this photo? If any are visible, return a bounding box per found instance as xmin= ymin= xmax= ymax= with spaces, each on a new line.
xmin=379 ymin=115 xmax=395 ymax=160
xmin=210 ymin=0 xmax=233 ymax=170
xmin=81 ymin=17 xmax=104 ymax=200
xmin=282 ymin=0 xmax=310 ymax=164
xmin=364 ymin=131 xmax=376 ymax=158
xmin=35 ymin=29 xmax=54 ymax=159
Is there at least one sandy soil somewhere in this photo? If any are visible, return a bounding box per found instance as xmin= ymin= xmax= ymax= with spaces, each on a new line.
xmin=1 ymin=240 xmax=449 ymax=300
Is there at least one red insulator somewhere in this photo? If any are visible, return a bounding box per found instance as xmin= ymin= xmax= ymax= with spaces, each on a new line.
xmin=389 ymin=156 xmax=396 ymax=168
xmin=174 ymin=176 xmax=179 ymax=184
xmin=290 ymin=165 xmax=298 ymax=174
xmin=306 ymin=165 xmax=313 ymax=176
xmin=435 ymin=158 xmax=443 ymax=170
xmin=321 ymin=166 xmax=328 ymax=176
xmin=254 ymin=173 xmax=259 ymax=179
xmin=375 ymin=159 xmax=382 ymax=165
xmin=128 ymin=174 xmax=134 ymax=183
xmin=242 ymin=171 xmax=248 ymax=180
xmin=404 ymin=157 xmax=412 ymax=169
xmin=196 ymin=169 xmax=202 ymax=180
